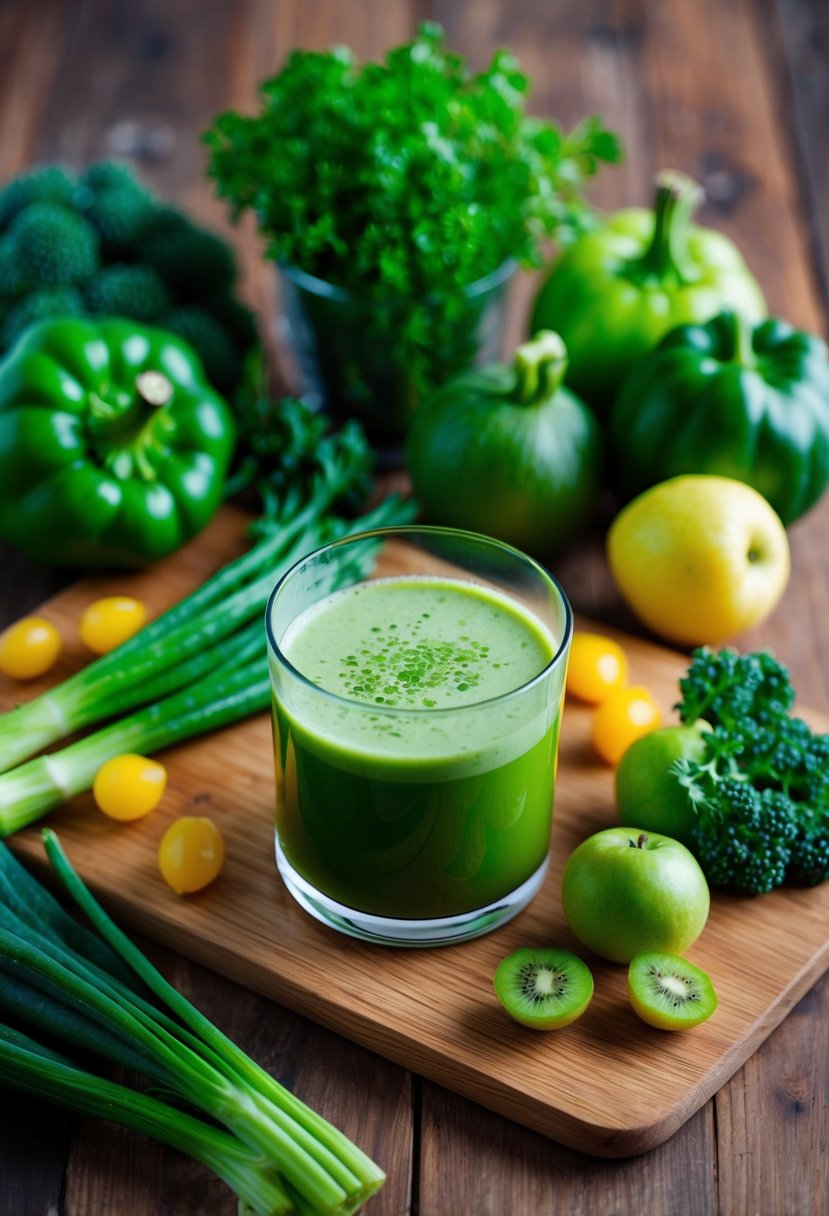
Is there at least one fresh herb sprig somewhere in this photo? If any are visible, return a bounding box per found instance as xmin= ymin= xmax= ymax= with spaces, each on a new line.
xmin=673 ymin=648 xmax=829 ymax=895
xmin=204 ymin=23 xmax=621 ymax=397
xmin=225 ymin=375 xmax=375 ymax=541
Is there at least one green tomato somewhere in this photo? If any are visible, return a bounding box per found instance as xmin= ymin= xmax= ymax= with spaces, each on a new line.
xmin=530 ymin=171 xmax=767 ymax=416
xmin=561 ymin=827 xmax=710 ymax=964
xmin=406 ymin=330 xmax=603 ymax=558
xmin=614 ymin=722 xmax=709 ymax=848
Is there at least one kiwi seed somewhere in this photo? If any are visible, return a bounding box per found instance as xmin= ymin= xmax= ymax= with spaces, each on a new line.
xmin=493 ymin=946 xmax=594 ymax=1030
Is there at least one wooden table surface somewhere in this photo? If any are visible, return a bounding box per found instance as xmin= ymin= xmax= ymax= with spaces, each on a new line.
xmin=1 ymin=2 xmax=827 ymax=1213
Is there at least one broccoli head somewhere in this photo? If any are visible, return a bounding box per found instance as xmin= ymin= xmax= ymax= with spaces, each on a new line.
xmin=76 ymin=160 xmax=144 ymax=195
xmin=79 ymin=185 xmax=156 ymax=254
xmin=7 ymin=201 xmax=99 ymax=289
xmin=0 ymin=164 xmax=75 ymax=230
xmin=675 ymin=646 xmax=829 ymax=896
xmin=0 ymin=160 xmax=256 ymax=394
xmin=691 ymin=780 xmax=800 ymax=895
xmin=0 ymin=236 xmax=25 ymax=302
xmin=84 ymin=264 xmax=170 ymax=323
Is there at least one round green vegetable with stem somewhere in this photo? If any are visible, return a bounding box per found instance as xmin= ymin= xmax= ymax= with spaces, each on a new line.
xmin=530 ymin=170 xmax=767 ymax=415
xmin=406 ymin=330 xmax=603 ymax=557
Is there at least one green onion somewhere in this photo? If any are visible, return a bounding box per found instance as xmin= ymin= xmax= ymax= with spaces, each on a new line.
xmin=0 ymin=833 xmax=385 ymax=1215
xmin=0 ymin=1028 xmax=296 ymax=1216
xmin=0 ymin=493 xmax=414 ymax=774
xmin=0 ymin=658 xmax=270 ymax=835
xmin=0 ymin=501 xmax=409 ymax=837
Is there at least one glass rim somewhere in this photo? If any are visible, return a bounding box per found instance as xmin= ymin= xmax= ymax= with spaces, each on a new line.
xmin=265 ymin=524 xmax=573 ymax=718
xmin=277 ymin=257 xmax=518 ymax=305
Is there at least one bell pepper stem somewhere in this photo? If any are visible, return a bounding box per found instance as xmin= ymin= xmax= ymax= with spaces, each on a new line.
xmin=729 ymin=310 xmax=758 ymax=369
xmin=638 ymin=169 xmax=704 ymax=280
xmin=514 ymin=330 xmax=569 ymax=402
xmin=135 ymin=371 xmax=173 ymax=408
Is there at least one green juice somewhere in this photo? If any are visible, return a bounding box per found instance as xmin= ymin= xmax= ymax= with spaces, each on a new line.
xmin=270 ymin=575 xmax=563 ymax=920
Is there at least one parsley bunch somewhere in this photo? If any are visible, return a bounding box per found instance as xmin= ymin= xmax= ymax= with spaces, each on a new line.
xmin=203 ymin=23 xmax=621 ymax=403
xmin=674 ymin=648 xmax=829 ymax=895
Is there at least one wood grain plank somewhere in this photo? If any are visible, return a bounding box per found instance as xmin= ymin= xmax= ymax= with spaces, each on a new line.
xmin=4 ymin=506 xmax=827 ymax=1161
xmin=59 ymin=943 xmax=414 ymax=1216
xmin=714 ymin=969 xmax=829 ymax=1216
xmin=418 ymin=1083 xmax=718 ymax=1216
xmin=0 ymin=0 xmax=84 ymax=181
xmin=773 ymin=0 xmax=829 ymax=323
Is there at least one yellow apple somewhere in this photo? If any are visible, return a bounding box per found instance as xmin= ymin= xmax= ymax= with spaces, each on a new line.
xmin=607 ymin=474 xmax=790 ymax=646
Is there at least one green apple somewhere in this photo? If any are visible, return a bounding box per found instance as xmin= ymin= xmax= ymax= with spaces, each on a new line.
xmin=615 ymin=722 xmax=709 ymax=848
xmin=607 ymin=474 xmax=790 ymax=646
xmin=561 ymin=827 xmax=710 ymax=963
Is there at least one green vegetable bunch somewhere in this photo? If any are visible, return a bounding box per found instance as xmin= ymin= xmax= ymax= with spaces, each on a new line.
xmin=0 ymin=832 xmax=385 ymax=1215
xmin=674 ymin=648 xmax=829 ymax=895
xmin=204 ymin=22 xmax=621 ymax=401
xmin=0 ymin=160 xmax=256 ymax=393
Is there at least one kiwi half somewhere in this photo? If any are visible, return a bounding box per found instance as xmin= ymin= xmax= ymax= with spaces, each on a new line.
xmin=493 ymin=947 xmax=594 ymax=1029
xmin=628 ymin=951 xmax=717 ymax=1030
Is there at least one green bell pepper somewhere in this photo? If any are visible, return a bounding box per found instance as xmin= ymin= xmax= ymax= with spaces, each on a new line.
xmin=0 ymin=316 xmax=235 ymax=567
xmin=608 ymin=310 xmax=829 ymax=525
xmin=530 ymin=170 xmax=767 ymax=415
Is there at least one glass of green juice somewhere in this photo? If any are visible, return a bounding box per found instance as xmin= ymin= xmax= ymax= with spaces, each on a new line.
xmin=265 ymin=526 xmax=572 ymax=946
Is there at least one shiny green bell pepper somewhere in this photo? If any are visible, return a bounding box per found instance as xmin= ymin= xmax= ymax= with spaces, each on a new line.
xmin=530 ymin=170 xmax=767 ymax=415
xmin=608 ymin=310 xmax=829 ymax=525
xmin=0 ymin=316 xmax=235 ymax=567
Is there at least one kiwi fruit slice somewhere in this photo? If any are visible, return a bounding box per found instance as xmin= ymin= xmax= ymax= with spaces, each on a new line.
xmin=493 ymin=947 xmax=594 ymax=1029
xmin=628 ymin=951 xmax=717 ymax=1030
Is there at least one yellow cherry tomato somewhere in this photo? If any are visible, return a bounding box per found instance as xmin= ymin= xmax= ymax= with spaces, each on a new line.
xmin=80 ymin=596 xmax=148 ymax=655
xmin=158 ymin=817 xmax=225 ymax=895
xmin=566 ymin=632 xmax=629 ymax=704
xmin=0 ymin=616 xmax=62 ymax=680
xmin=591 ymin=684 xmax=663 ymax=766
xmin=93 ymin=754 xmax=167 ymax=821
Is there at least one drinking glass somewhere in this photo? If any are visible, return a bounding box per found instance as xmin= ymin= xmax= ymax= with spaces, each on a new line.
xmin=266 ymin=526 xmax=572 ymax=946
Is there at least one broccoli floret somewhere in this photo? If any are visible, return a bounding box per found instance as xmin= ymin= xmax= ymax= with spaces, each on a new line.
xmin=0 ymin=286 xmax=86 ymax=350
xmin=79 ymin=185 xmax=156 ymax=254
xmin=74 ymin=161 xmax=156 ymax=254
xmin=691 ymin=781 xmax=799 ymax=895
xmin=0 ymin=164 xmax=75 ymax=230
xmin=677 ymin=647 xmax=795 ymax=733
xmin=76 ymin=160 xmax=143 ymax=194
xmin=675 ymin=646 xmax=829 ymax=895
xmin=8 ymin=201 xmax=99 ymax=289
xmin=141 ymin=217 xmax=237 ymax=298
xmin=84 ymin=264 xmax=170 ymax=322
xmin=0 ymin=236 xmax=25 ymax=302
xmin=789 ymin=814 xmax=829 ymax=887
xmin=161 ymin=305 xmax=241 ymax=392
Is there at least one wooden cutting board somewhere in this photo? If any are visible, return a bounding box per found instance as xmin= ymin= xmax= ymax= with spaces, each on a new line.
xmin=4 ymin=506 xmax=828 ymax=1158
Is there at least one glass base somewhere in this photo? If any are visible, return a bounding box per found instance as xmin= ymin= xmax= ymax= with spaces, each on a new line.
xmin=274 ymin=838 xmax=549 ymax=947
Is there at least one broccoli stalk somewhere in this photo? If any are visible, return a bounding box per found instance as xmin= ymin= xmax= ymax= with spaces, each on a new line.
xmin=673 ymin=647 xmax=829 ymax=895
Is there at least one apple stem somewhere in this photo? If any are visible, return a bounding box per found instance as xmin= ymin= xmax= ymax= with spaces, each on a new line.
xmin=629 ymin=833 xmax=649 ymax=849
